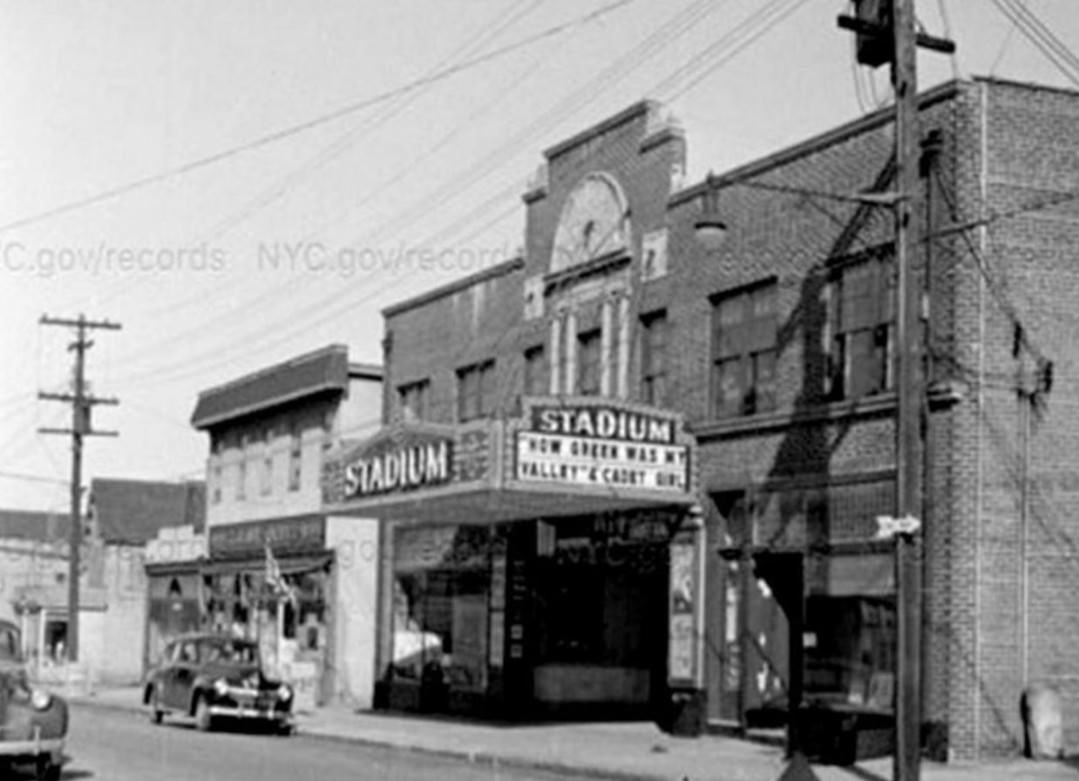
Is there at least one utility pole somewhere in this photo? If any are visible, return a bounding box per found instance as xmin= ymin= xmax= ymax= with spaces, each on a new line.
xmin=38 ymin=314 xmax=121 ymax=663
xmin=891 ymin=3 xmax=923 ymax=778
xmin=838 ymin=3 xmax=953 ymax=780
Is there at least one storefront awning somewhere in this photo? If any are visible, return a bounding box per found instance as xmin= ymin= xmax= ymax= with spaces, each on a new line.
xmin=326 ymin=483 xmax=696 ymax=524
xmin=201 ymin=552 xmax=335 ymax=576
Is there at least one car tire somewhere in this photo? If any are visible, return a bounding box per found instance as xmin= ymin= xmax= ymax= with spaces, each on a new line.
xmin=148 ymin=685 xmax=164 ymax=725
xmin=35 ymin=756 xmax=61 ymax=781
xmin=194 ymin=695 xmax=214 ymax=732
xmin=276 ymin=723 xmax=294 ymax=737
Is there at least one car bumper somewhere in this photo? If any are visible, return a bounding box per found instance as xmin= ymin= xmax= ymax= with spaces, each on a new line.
xmin=0 ymin=730 xmax=64 ymax=760
xmin=207 ymin=704 xmax=291 ymax=722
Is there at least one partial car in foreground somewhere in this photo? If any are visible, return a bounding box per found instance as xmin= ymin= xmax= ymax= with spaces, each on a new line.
xmin=0 ymin=620 xmax=67 ymax=780
xmin=143 ymin=633 xmax=293 ymax=734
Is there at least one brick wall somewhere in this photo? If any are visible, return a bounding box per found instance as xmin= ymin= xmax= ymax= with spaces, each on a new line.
xmin=378 ymin=79 xmax=1079 ymax=761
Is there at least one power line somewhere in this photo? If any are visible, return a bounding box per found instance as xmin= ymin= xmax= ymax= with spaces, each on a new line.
xmin=989 ymin=0 xmax=1079 ymax=87
xmin=0 ymin=0 xmax=638 ymax=236
xmin=653 ymin=0 xmax=813 ymax=103
xmin=95 ymin=2 xmax=550 ymax=369
xmin=0 ymin=470 xmax=69 ymax=487
xmin=107 ymin=0 xmax=721 ymax=388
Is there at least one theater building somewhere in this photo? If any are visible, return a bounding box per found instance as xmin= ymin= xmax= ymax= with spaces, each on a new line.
xmin=324 ymin=78 xmax=1079 ymax=761
xmin=191 ymin=344 xmax=383 ymax=709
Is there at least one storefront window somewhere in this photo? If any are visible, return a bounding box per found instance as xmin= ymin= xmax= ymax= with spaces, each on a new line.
xmin=804 ymin=552 xmax=895 ymax=712
xmin=534 ymin=515 xmax=668 ymax=669
xmin=390 ymin=525 xmax=492 ymax=693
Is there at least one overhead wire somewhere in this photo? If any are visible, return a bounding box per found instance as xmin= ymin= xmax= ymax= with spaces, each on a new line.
xmin=651 ymin=0 xmax=813 ymax=103
xmin=63 ymin=0 xmax=562 ymax=320
xmin=93 ymin=0 xmax=548 ymax=364
xmin=0 ymin=0 xmax=638 ymax=237
xmin=989 ymin=0 xmax=1079 ymax=87
xmin=106 ymin=0 xmax=729 ymax=387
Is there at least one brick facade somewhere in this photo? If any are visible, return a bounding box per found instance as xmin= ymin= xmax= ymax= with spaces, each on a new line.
xmin=380 ymin=79 xmax=1079 ymax=760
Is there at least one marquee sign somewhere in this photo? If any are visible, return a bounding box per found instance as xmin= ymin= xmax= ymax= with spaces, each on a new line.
xmin=516 ymin=402 xmax=690 ymax=492
xmin=343 ymin=435 xmax=452 ymax=499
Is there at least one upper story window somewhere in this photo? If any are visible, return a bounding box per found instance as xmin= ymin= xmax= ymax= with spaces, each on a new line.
xmin=236 ymin=457 xmax=247 ymax=501
xmin=457 ymin=360 xmax=496 ymax=421
xmin=211 ymin=465 xmax=222 ymax=505
xmin=711 ymin=281 xmax=778 ymax=418
xmin=398 ymin=380 xmax=430 ymax=422
xmin=577 ymin=330 xmax=601 ymax=396
xmin=288 ymin=422 xmax=302 ymax=492
xmin=827 ymin=255 xmax=894 ymax=400
xmin=523 ymin=345 xmax=548 ymax=397
xmin=639 ymin=310 xmax=668 ymax=406
xmin=259 ymin=427 xmax=273 ymax=497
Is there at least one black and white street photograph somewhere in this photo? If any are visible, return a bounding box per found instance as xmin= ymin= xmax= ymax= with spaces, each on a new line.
xmin=3 ymin=2 xmax=1079 ymax=779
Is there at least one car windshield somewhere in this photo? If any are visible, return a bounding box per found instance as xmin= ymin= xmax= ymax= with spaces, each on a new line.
xmin=202 ymin=640 xmax=258 ymax=664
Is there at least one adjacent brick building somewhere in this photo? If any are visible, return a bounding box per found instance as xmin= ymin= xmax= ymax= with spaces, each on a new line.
xmin=325 ymin=77 xmax=1079 ymax=761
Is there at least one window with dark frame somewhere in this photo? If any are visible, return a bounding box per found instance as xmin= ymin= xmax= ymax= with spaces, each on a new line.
xmin=287 ymin=422 xmax=302 ymax=492
xmin=398 ymin=379 xmax=430 ymax=421
xmin=457 ymin=360 xmax=496 ymax=421
xmin=577 ymin=329 xmax=601 ymax=396
xmin=639 ymin=309 xmax=668 ymax=405
xmin=827 ymin=254 xmax=895 ymax=400
xmin=259 ymin=427 xmax=273 ymax=496
xmin=711 ymin=281 xmax=778 ymax=418
xmin=236 ymin=458 xmax=247 ymax=501
xmin=523 ymin=345 xmax=548 ymax=397
xmin=211 ymin=465 xmax=222 ymax=504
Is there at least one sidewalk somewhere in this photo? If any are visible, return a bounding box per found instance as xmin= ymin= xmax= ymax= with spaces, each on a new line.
xmin=67 ymin=686 xmax=1079 ymax=781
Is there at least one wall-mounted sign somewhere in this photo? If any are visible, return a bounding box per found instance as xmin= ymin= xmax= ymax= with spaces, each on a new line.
xmin=529 ymin=404 xmax=676 ymax=444
xmin=668 ymin=539 xmax=698 ymax=683
xmin=343 ymin=437 xmax=452 ymax=499
xmin=209 ymin=515 xmax=326 ymax=560
xmin=517 ymin=404 xmax=689 ymax=492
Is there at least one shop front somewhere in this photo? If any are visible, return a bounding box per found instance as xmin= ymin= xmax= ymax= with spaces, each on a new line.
xmin=204 ymin=514 xmax=335 ymax=710
xmin=710 ymin=478 xmax=898 ymax=761
xmin=322 ymin=398 xmax=705 ymax=728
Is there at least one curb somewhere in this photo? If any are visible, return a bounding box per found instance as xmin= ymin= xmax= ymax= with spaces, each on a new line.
xmin=69 ymin=697 xmax=669 ymax=781
xmin=295 ymin=728 xmax=665 ymax=781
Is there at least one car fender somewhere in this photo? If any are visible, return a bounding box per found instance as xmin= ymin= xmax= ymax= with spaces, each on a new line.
xmin=188 ymin=676 xmax=219 ymax=715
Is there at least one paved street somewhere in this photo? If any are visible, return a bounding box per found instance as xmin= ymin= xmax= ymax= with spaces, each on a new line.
xmin=13 ymin=705 xmax=590 ymax=781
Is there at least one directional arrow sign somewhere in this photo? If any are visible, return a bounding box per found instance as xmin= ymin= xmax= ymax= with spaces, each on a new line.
xmin=875 ymin=514 xmax=922 ymax=539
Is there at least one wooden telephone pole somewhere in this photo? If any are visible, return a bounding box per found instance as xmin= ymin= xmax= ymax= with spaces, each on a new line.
xmin=838 ymin=2 xmax=953 ymax=780
xmin=38 ymin=313 xmax=121 ymax=663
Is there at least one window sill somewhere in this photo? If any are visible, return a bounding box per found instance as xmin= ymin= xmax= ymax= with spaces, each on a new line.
xmin=690 ymin=381 xmax=963 ymax=442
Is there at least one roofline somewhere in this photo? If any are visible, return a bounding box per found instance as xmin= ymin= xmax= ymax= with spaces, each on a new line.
xmin=192 ymin=384 xmax=344 ymax=430
xmin=89 ymin=477 xmax=203 ymax=489
xmin=544 ymin=100 xmax=660 ymax=161
xmin=193 ymin=344 xmax=348 ymax=402
xmin=382 ymin=256 xmax=526 ymax=319
xmin=669 ymin=79 xmax=964 ymax=208
xmin=348 ymin=362 xmax=384 ymax=381
xmin=972 ymin=74 xmax=1079 ymax=99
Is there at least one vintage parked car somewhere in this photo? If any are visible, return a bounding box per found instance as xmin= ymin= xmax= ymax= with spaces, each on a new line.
xmin=0 ymin=620 xmax=67 ymax=780
xmin=143 ymin=633 xmax=293 ymax=734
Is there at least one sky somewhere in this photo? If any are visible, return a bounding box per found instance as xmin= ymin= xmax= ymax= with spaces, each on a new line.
xmin=2 ymin=0 xmax=1078 ymax=512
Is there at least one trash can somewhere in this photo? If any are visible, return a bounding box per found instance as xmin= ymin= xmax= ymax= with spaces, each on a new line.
xmin=1022 ymin=683 xmax=1063 ymax=759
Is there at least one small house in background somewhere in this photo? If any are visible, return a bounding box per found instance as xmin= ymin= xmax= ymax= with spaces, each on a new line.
xmin=0 ymin=479 xmax=203 ymax=689
xmin=87 ymin=478 xmax=206 ymax=685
